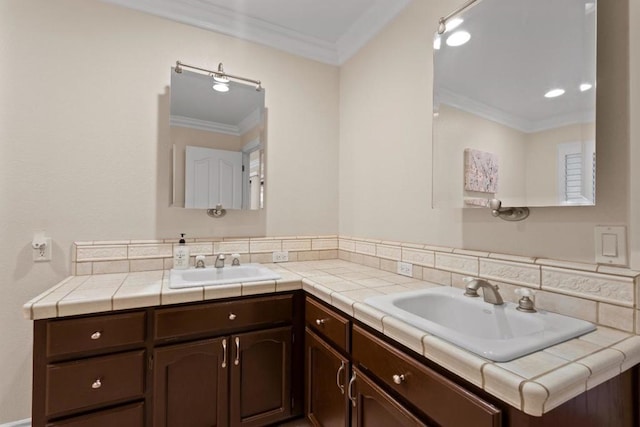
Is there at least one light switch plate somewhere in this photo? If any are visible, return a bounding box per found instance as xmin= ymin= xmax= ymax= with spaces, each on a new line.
xmin=594 ymin=226 xmax=627 ymax=266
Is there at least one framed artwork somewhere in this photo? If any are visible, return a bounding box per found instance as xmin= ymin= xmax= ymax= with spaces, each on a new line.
xmin=464 ymin=149 xmax=498 ymax=193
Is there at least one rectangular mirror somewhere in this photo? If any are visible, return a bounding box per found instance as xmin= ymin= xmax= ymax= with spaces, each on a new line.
xmin=171 ymin=68 xmax=266 ymax=210
xmin=432 ymin=0 xmax=597 ymax=208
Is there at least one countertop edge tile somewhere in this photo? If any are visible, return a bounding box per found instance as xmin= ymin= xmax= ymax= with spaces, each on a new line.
xmin=422 ymin=335 xmax=487 ymax=388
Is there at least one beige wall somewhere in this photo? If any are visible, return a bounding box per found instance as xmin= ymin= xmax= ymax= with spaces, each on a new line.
xmin=0 ymin=0 xmax=339 ymax=422
xmin=339 ymin=0 xmax=629 ymax=261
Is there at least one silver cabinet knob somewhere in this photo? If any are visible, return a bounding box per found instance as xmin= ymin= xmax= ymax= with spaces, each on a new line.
xmin=392 ymin=374 xmax=406 ymax=385
xmin=91 ymin=379 xmax=102 ymax=389
xmin=315 ymin=318 xmax=326 ymax=326
xmin=90 ymin=331 xmax=101 ymax=340
xmin=229 ymin=313 xmax=237 ymax=320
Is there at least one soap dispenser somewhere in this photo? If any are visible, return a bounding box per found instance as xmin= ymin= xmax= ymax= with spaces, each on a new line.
xmin=173 ymin=233 xmax=190 ymax=270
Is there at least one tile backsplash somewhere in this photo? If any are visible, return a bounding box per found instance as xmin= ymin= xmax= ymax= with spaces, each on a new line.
xmin=72 ymin=235 xmax=640 ymax=334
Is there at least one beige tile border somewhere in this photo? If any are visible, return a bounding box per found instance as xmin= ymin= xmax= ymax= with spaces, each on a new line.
xmin=71 ymin=235 xmax=640 ymax=333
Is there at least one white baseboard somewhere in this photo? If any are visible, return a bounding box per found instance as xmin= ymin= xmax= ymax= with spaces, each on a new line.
xmin=0 ymin=419 xmax=31 ymax=427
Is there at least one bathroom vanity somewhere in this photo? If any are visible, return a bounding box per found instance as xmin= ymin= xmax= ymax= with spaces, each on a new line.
xmin=30 ymin=293 xmax=304 ymax=427
xmin=306 ymin=294 xmax=637 ymax=427
xmin=25 ymin=259 xmax=640 ymax=427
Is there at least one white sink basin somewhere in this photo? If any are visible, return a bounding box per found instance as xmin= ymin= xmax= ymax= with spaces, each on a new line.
xmin=169 ymin=264 xmax=281 ymax=289
xmin=365 ymin=286 xmax=596 ymax=362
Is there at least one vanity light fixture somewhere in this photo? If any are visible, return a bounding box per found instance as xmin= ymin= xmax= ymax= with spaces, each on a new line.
xmin=580 ymin=83 xmax=593 ymax=92
xmin=544 ymin=88 xmax=565 ymax=98
xmin=174 ymin=60 xmax=263 ymax=91
xmin=446 ymin=31 xmax=471 ymax=47
xmin=212 ymin=63 xmax=230 ymax=92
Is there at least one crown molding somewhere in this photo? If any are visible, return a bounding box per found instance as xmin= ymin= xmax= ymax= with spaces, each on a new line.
xmin=170 ymin=115 xmax=240 ymax=135
xmin=101 ymin=0 xmax=410 ymax=65
xmin=438 ymin=88 xmax=594 ymax=133
xmin=336 ymin=0 xmax=411 ymax=64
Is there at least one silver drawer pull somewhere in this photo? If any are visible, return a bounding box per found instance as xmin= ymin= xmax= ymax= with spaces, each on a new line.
xmin=222 ymin=339 xmax=227 ymax=368
xmin=229 ymin=313 xmax=237 ymax=320
xmin=336 ymin=361 xmax=345 ymax=394
xmin=347 ymin=372 xmax=357 ymax=407
xmin=90 ymin=331 xmax=102 ymax=340
xmin=91 ymin=379 xmax=102 ymax=389
xmin=234 ymin=337 xmax=240 ymax=366
xmin=392 ymin=374 xmax=406 ymax=385
xmin=315 ymin=318 xmax=327 ymax=326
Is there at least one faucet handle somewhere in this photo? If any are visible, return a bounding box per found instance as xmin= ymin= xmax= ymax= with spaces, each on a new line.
xmin=515 ymin=288 xmax=537 ymax=313
xmin=515 ymin=288 xmax=535 ymax=298
xmin=195 ymin=255 xmax=206 ymax=268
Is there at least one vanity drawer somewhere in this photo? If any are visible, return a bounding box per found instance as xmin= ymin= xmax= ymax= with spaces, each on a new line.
xmin=46 ymin=402 xmax=144 ymax=427
xmin=45 ymin=350 xmax=145 ymax=417
xmin=154 ymin=294 xmax=293 ymax=341
xmin=352 ymin=326 xmax=500 ymax=427
xmin=46 ymin=312 xmax=146 ymax=358
xmin=305 ymin=297 xmax=350 ymax=352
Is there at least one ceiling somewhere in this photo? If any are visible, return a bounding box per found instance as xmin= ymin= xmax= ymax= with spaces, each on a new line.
xmin=101 ymin=0 xmax=412 ymax=65
xmin=435 ymin=0 xmax=596 ymax=132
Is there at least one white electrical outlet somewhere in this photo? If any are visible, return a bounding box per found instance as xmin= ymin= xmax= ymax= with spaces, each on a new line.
xmin=397 ymin=261 xmax=413 ymax=277
xmin=33 ymin=237 xmax=52 ymax=262
xmin=272 ymin=251 xmax=289 ymax=263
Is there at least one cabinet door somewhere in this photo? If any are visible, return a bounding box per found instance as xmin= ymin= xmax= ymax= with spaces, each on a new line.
xmin=230 ymin=326 xmax=292 ymax=427
xmin=153 ymin=338 xmax=228 ymax=427
xmin=306 ymin=328 xmax=350 ymax=427
xmin=350 ymin=369 xmax=429 ymax=427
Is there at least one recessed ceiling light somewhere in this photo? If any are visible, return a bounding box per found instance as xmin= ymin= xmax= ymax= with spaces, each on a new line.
xmin=580 ymin=83 xmax=593 ymax=92
xmin=446 ymin=18 xmax=464 ymax=32
xmin=433 ymin=35 xmax=441 ymax=50
xmin=544 ymin=88 xmax=565 ymax=98
xmin=446 ymin=31 xmax=471 ymax=47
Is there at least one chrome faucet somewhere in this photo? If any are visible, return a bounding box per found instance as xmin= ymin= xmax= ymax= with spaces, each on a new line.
xmin=214 ymin=253 xmax=226 ymax=269
xmin=463 ymin=278 xmax=504 ymax=305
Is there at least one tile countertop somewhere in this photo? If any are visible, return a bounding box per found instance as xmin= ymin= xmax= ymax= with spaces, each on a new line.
xmin=23 ymin=259 xmax=640 ymax=417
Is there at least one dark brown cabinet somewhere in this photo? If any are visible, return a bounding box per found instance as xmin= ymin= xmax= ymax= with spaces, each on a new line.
xmin=154 ymin=326 xmax=293 ymax=427
xmin=33 ymin=292 xmax=303 ymax=427
xmin=305 ymin=296 xmax=428 ymax=427
xmin=306 ymin=328 xmax=350 ymax=427
xmin=349 ymin=368 xmax=428 ymax=427
xmin=153 ymin=338 xmax=228 ymax=427
xmin=352 ymin=325 xmax=501 ymax=427
xmin=230 ymin=326 xmax=293 ymax=426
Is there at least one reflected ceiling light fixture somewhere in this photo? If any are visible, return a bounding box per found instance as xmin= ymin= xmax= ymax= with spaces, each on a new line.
xmin=446 ymin=18 xmax=464 ymax=31
xmin=580 ymin=83 xmax=593 ymax=92
xmin=437 ymin=0 xmax=479 ymax=34
xmin=174 ymin=60 xmax=263 ymax=92
xmin=446 ymin=31 xmax=471 ymax=47
xmin=544 ymin=88 xmax=565 ymax=98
